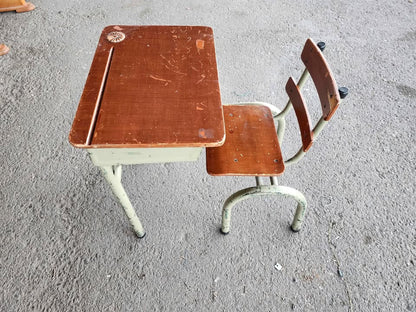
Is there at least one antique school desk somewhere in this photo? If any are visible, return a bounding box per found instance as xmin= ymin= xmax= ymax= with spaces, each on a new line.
xmin=69 ymin=26 xmax=225 ymax=238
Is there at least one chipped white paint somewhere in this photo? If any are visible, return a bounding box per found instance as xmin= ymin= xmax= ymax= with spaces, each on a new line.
xmin=100 ymin=165 xmax=145 ymax=238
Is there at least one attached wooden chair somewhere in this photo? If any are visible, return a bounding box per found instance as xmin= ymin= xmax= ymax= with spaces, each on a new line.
xmin=206 ymin=38 xmax=348 ymax=234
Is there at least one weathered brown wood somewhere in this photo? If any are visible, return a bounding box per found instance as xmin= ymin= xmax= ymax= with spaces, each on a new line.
xmin=285 ymin=77 xmax=313 ymax=151
xmin=69 ymin=25 xmax=225 ymax=148
xmin=0 ymin=44 xmax=10 ymax=56
xmin=69 ymin=48 xmax=114 ymax=146
xmin=301 ymin=38 xmax=340 ymax=121
xmin=0 ymin=0 xmax=35 ymax=12
xmin=206 ymin=105 xmax=285 ymax=176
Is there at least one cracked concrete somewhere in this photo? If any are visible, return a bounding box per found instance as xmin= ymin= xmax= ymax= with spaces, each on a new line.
xmin=1 ymin=0 xmax=415 ymax=311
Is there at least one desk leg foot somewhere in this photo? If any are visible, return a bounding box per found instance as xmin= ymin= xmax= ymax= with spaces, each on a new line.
xmin=136 ymin=232 xmax=146 ymax=239
xmin=100 ymin=165 xmax=146 ymax=238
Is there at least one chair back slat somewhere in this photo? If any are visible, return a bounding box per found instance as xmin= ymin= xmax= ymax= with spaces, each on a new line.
xmin=285 ymin=77 xmax=313 ymax=151
xmin=301 ymin=39 xmax=340 ymax=120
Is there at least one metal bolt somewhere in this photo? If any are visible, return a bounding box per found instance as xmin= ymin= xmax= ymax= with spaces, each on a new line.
xmin=107 ymin=31 xmax=126 ymax=43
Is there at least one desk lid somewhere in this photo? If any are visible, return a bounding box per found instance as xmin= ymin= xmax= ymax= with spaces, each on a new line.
xmin=69 ymin=25 xmax=225 ymax=148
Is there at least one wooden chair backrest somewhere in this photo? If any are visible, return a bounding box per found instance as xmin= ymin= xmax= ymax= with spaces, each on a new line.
xmin=285 ymin=39 xmax=341 ymax=152
xmin=285 ymin=77 xmax=313 ymax=151
xmin=301 ymin=39 xmax=340 ymax=121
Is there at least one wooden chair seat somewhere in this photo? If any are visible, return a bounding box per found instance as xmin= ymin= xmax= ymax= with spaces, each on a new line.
xmin=206 ymin=104 xmax=285 ymax=176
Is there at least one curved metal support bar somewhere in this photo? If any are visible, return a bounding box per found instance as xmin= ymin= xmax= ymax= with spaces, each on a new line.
xmin=221 ymin=185 xmax=307 ymax=234
xmin=297 ymin=68 xmax=311 ymax=90
xmin=284 ymin=149 xmax=306 ymax=166
xmin=276 ymin=116 xmax=286 ymax=143
xmin=276 ymin=68 xmax=311 ymax=120
xmin=312 ymin=116 xmax=328 ymax=138
xmin=100 ymin=166 xmax=146 ymax=238
xmin=284 ymin=117 xmax=329 ymax=166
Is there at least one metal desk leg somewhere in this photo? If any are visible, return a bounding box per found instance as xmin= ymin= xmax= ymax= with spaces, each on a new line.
xmin=99 ymin=165 xmax=146 ymax=238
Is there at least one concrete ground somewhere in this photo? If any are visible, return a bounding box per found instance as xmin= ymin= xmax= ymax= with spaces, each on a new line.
xmin=1 ymin=0 xmax=415 ymax=311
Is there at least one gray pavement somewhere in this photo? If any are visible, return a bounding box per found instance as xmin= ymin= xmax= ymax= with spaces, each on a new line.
xmin=1 ymin=0 xmax=415 ymax=311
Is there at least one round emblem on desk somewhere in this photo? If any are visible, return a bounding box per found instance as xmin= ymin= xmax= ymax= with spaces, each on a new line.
xmin=107 ymin=31 xmax=126 ymax=43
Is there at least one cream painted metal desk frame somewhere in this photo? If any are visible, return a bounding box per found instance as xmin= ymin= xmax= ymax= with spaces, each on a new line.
xmin=88 ymin=147 xmax=203 ymax=238
xmin=69 ymin=26 xmax=225 ymax=238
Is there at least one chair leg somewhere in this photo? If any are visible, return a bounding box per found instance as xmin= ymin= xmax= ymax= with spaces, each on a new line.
xmin=99 ymin=165 xmax=146 ymax=238
xmin=220 ymin=185 xmax=307 ymax=234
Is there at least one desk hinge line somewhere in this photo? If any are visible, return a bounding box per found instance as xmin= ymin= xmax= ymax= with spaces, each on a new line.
xmin=86 ymin=46 xmax=114 ymax=145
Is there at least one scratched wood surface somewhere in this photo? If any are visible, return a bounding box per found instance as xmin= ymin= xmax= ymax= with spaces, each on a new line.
xmin=301 ymin=38 xmax=340 ymax=121
xmin=69 ymin=25 xmax=225 ymax=148
xmin=206 ymin=105 xmax=285 ymax=176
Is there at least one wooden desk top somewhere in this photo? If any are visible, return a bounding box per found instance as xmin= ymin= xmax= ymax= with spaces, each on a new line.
xmin=69 ymin=25 xmax=225 ymax=148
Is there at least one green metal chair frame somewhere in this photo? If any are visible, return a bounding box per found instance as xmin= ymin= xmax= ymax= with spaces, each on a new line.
xmin=206 ymin=38 xmax=349 ymax=235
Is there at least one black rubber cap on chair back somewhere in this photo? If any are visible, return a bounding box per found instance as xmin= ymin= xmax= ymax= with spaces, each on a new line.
xmin=339 ymin=87 xmax=349 ymax=99
xmin=317 ymin=42 xmax=326 ymax=51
